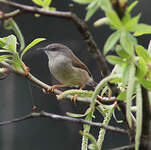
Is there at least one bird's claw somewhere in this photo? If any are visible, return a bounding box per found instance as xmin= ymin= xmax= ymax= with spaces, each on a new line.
xmin=72 ymin=94 xmax=78 ymax=103
xmin=42 ymin=85 xmax=57 ymax=94
xmin=47 ymin=85 xmax=57 ymax=92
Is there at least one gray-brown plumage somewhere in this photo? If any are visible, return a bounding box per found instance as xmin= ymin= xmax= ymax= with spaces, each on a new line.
xmin=38 ymin=43 xmax=97 ymax=90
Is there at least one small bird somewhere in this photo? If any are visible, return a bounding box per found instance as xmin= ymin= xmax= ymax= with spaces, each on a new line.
xmin=38 ymin=43 xmax=97 ymax=100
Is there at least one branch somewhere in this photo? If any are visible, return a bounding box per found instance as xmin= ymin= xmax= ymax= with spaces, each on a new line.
xmin=109 ymin=144 xmax=135 ymax=150
xmin=0 ymin=0 xmax=110 ymax=77
xmin=0 ymin=111 xmax=128 ymax=134
xmin=0 ymin=61 xmax=119 ymax=105
xmin=0 ymin=9 xmax=22 ymax=19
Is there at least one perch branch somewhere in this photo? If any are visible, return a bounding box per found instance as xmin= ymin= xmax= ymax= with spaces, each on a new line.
xmin=0 ymin=61 xmax=119 ymax=105
xmin=0 ymin=111 xmax=128 ymax=134
xmin=0 ymin=0 xmax=110 ymax=77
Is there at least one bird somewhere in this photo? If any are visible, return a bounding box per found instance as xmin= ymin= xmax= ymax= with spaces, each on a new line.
xmin=38 ymin=43 xmax=97 ymax=101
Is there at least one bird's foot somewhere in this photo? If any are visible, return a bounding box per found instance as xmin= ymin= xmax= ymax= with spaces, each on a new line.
xmin=72 ymin=94 xmax=78 ymax=103
xmin=32 ymin=105 xmax=37 ymax=112
xmin=47 ymin=85 xmax=59 ymax=92
xmin=43 ymin=84 xmax=67 ymax=94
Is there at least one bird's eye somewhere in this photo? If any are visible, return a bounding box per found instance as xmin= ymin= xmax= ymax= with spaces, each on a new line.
xmin=52 ymin=47 xmax=57 ymax=51
xmin=49 ymin=46 xmax=57 ymax=51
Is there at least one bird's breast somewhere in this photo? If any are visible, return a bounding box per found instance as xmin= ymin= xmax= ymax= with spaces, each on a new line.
xmin=48 ymin=55 xmax=91 ymax=87
xmin=48 ymin=56 xmax=73 ymax=82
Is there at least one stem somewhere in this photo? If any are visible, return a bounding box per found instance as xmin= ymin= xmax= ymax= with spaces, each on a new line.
xmin=90 ymin=74 xmax=121 ymax=111
xmin=97 ymin=107 xmax=113 ymax=149
xmin=0 ymin=111 xmax=128 ymax=134
xmin=7 ymin=18 xmax=25 ymax=51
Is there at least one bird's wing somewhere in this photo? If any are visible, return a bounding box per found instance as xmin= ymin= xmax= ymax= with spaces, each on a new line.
xmin=69 ymin=51 xmax=92 ymax=77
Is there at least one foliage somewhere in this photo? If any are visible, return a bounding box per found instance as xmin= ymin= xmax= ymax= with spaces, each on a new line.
xmin=72 ymin=0 xmax=151 ymax=149
xmin=32 ymin=0 xmax=56 ymax=10
xmin=0 ymin=0 xmax=151 ymax=150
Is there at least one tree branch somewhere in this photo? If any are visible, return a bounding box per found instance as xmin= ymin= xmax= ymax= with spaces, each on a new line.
xmin=0 ymin=61 xmax=119 ymax=105
xmin=0 ymin=111 xmax=128 ymax=134
xmin=0 ymin=0 xmax=110 ymax=77
xmin=109 ymin=144 xmax=135 ymax=150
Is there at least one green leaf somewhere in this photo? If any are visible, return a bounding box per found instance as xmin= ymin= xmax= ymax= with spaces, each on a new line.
xmin=136 ymin=57 xmax=147 ymax=80
xmin=106 ymin=55 xmax=124 ymax=65
xmin=88 ymin=144 xmax=97 ymax=150
xmin=133 ymin=24 xmax=151 ymax=36
xmin=0 ymin=38 xmax=6 ymax=48
xmin=4 ymin=35 xmax=17 ymax=52
xmin=126 ymin=1 xmax=138 ymax=14
xmin=32 ymin=0 xmax=43 ymax=6
xmin=122 ymin=1 xmax=138 ymax=24
xmin=104 ymin=31 xmax=120 ymax=54
xmin=120 ymin=31 xmax=134 ymax=56
xmin=49 ymin=7 xmax=56 ymax=11
xmin=135 ymin=45 xmax=150 ymax=62
xmin=85 ymin=2 xmax=99 ymax=21
xmin=106 ymin=10 xmax=122 ymax=29
xmin=135 ymin=83 xmax=142 ymax=150
xmin=4 ymin=18 xmax=25 ymax=51
xmin=117 ymin=91 xmax=126 ymax=101
xmin=98 ymin=0 xmax=112 ymax=12
xmin=0 ymin=49 xmax=13 ymax=53
xmin=7 ymin=18 xmax=25 ymax=51
xmin=21 ymin=38 xmax=46 ymax=59
xmin=73 ymin=0 xmax=93 ymax=4
xmin=11 ymin=53 xmax=23 ymax=71
xmin=140 ymin=79 xmax=151 ymax=90
xmin=110 ymin=78 xmax=122 ymax=84
xmin=0 ymin=55 xmax=12 ymax=62
xmin=124 ymin=14 xmax=140 ymax=31
xmin=93 ymin=17 xmax=110 ymax=27
xmin=43 ymin=0 xmax=52 ymax=6
xmin=4 ymin=20 xmax=12 ymax=30
xmin=86 ymin=0 xmax=97 ymax=9
xmin=127 ymin=32 xmax=138 ymax=45
xmin=115 ymin=45 xmax=129 ymax=58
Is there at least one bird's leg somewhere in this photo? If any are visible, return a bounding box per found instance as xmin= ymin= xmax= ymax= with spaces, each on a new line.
xmin=72 ymin=87 xmax=83 ymax=103
xmin=46 ymin=84 xmax=68 ymax=93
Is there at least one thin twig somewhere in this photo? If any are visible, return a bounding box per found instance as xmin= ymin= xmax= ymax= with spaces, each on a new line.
xmin=109 ymin=144 xmax=135 ymax=150
xmin=0 ymin=111 xmax=128 ymax=134
xmin=0 ymin=61 xmax=118 ymax=105
xmin=0 ymin=0 xmax=110 ymax=77
xmin=0 ymin=9 xmax=22 ymax=19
